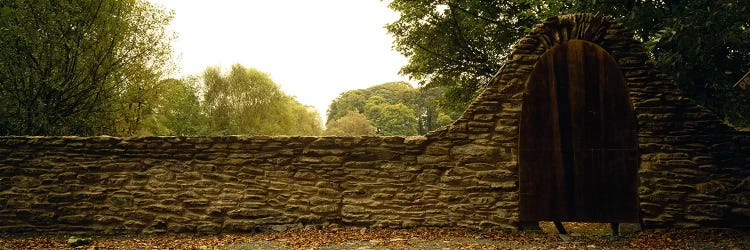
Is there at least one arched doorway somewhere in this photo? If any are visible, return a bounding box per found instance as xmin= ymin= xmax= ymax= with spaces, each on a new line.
xmin=519 ymin=40 xmax=640 ymax=224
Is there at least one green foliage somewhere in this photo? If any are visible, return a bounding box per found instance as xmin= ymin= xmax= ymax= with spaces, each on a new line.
xmin=387 ymin=0 xmax=750 ymax=126
xmin=371 ymin=103 xmax=418 ymax=136
xmin=632 ymin=1 xmax=750 ymax=126
xmin=0 ymin=0 xmax=175 ymax=135
xmin=326 ymin=82 xmax=458 ymax=136
xmin=326 ymin=90 xmax=367 ymax=123
xmin=201 ymin=64 xmax=322 ymax=136
xmin=386 ymin=0 xmax=542 ymax=114
xmin=139 ymin=65 xmax=322 ymax=136
xmin=143 ymin=78 xmax=208 ymax=136
xmin=324 ymin=110 xmax=377 ymax=136
xmin=290 ymin=104 xmax=324 ymax=137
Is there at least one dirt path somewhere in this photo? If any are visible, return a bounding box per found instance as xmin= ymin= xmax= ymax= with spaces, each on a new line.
xmin=2 ymin=224 xmax=748 ymax=249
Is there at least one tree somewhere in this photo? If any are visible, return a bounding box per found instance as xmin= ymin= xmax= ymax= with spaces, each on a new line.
xmin=364 ymin=81 xmax=415 ymax=105
xmin=387 ymin=0 xmax=750 ymax=126
xmin=0 ymin=0 xmax=175 ymax=135
xmin=413 ymin=87 xmax=454 ymax=134
xmin=326 ymin=81 xmax=458 ymax=136
xmin=371 ymin=103 xmax=418 ymax=136
xmin=386 ymin=1 xmax=540 ymax=114
xmin=290 ymin=104 xmax=324 ymax=136
xmin=202 ymin=64 xmax=322 ymax=136
xmin=630 ymin=1 xmax=750 ymax=125
xmin=326 ymin=82 xmax=418 ymax=123
xmin=143 ymin=78 xmax=208 ymax=136
xmin=324 ymin=110 xmax=377 ymax=136
xmin=326 ymin=89 xmax=367 ymax=123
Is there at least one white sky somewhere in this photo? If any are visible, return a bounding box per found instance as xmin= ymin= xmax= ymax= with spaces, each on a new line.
xmin=148 ymin=0 xmax=411 ymax=123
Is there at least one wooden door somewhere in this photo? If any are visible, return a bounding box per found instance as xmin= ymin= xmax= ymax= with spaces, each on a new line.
xmin=519 ymin=40 xmax=639 ymax=223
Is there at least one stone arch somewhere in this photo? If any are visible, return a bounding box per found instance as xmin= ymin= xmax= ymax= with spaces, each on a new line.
xmin=428 ymin=13 xmax=749 ymax=229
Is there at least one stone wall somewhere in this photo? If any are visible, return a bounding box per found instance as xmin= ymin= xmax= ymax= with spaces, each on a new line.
xmin=0 ymin=135 xmax=517 ymax=234
xmin=0 ymin=14 xmax=748 ymax=235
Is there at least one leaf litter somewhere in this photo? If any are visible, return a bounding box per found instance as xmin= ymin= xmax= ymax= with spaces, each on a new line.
xmin=1 ymin=224 xmax=748 ymax=249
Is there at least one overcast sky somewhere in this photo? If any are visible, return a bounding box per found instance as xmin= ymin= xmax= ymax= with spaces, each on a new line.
xmin=148 ymin=0 xmax=411 ymax=123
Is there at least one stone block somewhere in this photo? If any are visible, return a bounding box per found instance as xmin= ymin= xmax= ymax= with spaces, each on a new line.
xmin=640 ymin=202 xmax=664 ymax=217
xmin=416 ymin=173 xmax=439 ymax=183
xmin=296 ymin=214 xmax=322 ymax=224
xmin=197 ymin=223 xmax=221 ymax=234
xmin=58 ymin=214 xmax=88 ymax=224
xmin=168 ymin=223 xmax=196 ymax=233
xmin=293 ymin=171 xmax=318 ymax=180
xmin=321 ymin=156 xmax=343 ymax=163
xmin=469 ymin=197 xmax=496 ymax=205
xmin=417 ymin=155 xmax=450 ymax=164
xmin=93 ymin=215 xmax=124 ymax=225
xmin=298 ymin=157 xmax=321 ymax=163
xmin=341 ymin=205 xmax=366 ymax=214
xmin=306 ymin=196 xmax=335 ymax=206
xmin=730 ymin=208 xmax=750 ymax=217
xmin=317 ymin=188 xmax=340 ymax=197
xmin=311 ymin=205 xmax=338 ymax=214
xmin=737 ymin=176 xmax=750 ymax=191
xmin=495 ymin=126 xmax=518 ymax=136
xmin=227 ymin=208 xmax=280 ymax=219
xmin=102 ymin=175 xmax=130 ymax=186
xmin=146 ymin=168 xmax=174 ymax=182
xmin=696 ymin=181 xmax=729 ymax=195
xmin=124 ymin=211 xmax=156 ymax=222
xmin=341 ymin=198 xmax=379 ymax=206
xmin=450 ymin=144 xmax=498 ymax=163
xmin=684 ymin=215 xmax=722 ymax=224
xmin=687 ymin=204 xmax=728 ymax=218
xmin=145 ymin=204 xmax=184 ymax=214
xmin=183 ymin=199 xmax=210 ymax=208
xmin=218 ymin=193 xmax=243 ymax=201
xmin=476 ymin=169 xmax=514 ymax=181
xmin=11 ymin=176 xmax=41 ymax=188
xmin=202 ymin=173 xmax=237 ymax=182
xmin=223 ymin=219 xmax=258 ymax=232
xmin=302 ymin=148 xmax=347 ymax=157
xmin=347 ymin=148 xmax=400 ymax=161
xmin=47 ymin=193 xmax=74 ymax=203
xmin=487 ymin=181 xmax=516 ymax=190
xmin=73 ymin=192 xmax=106 ymax=202
xmin=727 ymin=193 xmax=750 ymax=207
xmin=473 ymin=113 xmax=495 ymax=121
xmin=404 ymin=136 xmax=427 ymax=145
xmin=395 ymin=193 xmax=420 ymax=200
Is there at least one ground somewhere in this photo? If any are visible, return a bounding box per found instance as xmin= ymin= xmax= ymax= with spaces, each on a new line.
xmin=1 ymin=223 xmax=748 ymax=249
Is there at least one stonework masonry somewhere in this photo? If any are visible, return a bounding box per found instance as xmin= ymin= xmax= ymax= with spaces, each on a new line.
xmin=1 ymin=14 xmax=749 ymax=234
xmin=0 ymin=135 xmax=518 ymax=234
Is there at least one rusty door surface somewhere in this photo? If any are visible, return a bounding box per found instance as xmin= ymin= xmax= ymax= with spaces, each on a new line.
xmin=519 ymin=40 xmax=640 ymax=223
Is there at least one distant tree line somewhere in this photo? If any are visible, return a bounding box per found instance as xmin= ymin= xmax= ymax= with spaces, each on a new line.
xmin=324 ymin=82 xmax=458 ymax=136
xmin=143 ymin=65 xmax=323 ymax=136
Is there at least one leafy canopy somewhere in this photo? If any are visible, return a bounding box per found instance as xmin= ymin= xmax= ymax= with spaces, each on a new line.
xmin=0 ymin=0 xmax=175 ymax=135
xmin=326 ymin=82 xmax=457 ymax=136
xmin=324 ymin=110 xmax=377 ymax=136
xmin=387 ymin=0 xmax=750 ymax=126
xmin=141 ymin=77 xmax=208 ymax=136
xmin=201 ymin=64 xmax=322 ymax=136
